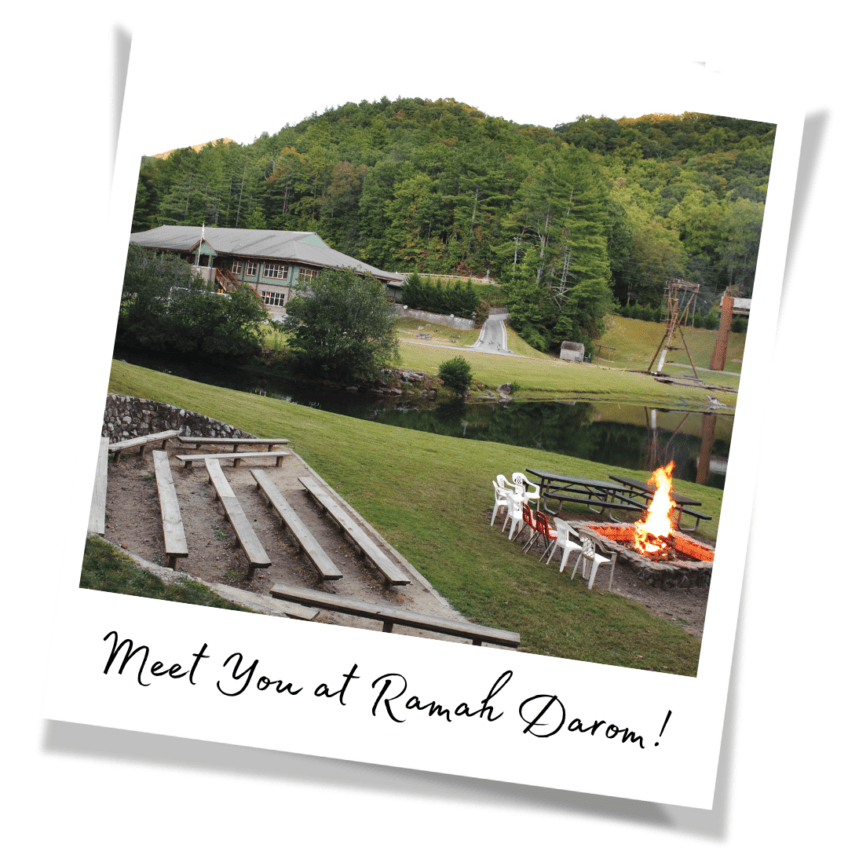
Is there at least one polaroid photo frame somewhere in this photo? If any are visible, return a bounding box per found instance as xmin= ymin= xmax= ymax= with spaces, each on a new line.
xmin=41 ymin=26 xmax=803 ymax=810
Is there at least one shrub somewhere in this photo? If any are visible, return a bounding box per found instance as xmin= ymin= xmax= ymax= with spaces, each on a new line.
xmin=703 ymin=308 xmax=720 ymax=330
xmin=283 ymin=268 xmax=400 ymax=383
xmin=117 ymin=244 xmax=266 ymax=361
xmin=438 ymin=356 xmax=474 ymax=395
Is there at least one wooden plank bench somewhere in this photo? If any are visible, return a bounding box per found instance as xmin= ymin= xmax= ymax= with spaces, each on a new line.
xmin=88 ymin=436 xmax=109 ymax=535
xmin=298 ymin=476 xmax=411 ymax=586
xmin=543 ymin=492 xmax=646 ymax=521
xmin=177 ymin=450 xmax=290 ymax=468
xmin=205 ymin=459 xmax=271 ymax=577
xmin=109 ymin=429 xmax=181 ymax=462
xmin=251 ymin=469 xmax=343 ymax=582
xmin=178 ymin=436 xmax=290 ymax=452
xmin=152 ymin=451 xmax=188 ymax=569
xmin=677 ymin=507 xmax=712 ymax=531
xmin=270 ymin=582 xmax=520 ymax=648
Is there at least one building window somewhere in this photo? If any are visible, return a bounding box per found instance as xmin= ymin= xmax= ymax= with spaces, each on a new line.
xmin=246 ymin=260 xmax=258 ymax=276
xmin=231 ymin=260 xmax=243 ymax=275
xmin=263 ymin=262 xmax=288 ymax=280
xmin=298 ymin=266 xmax=317 ymax=285
xmin=262 ymin=289 xmax=286 ymax=307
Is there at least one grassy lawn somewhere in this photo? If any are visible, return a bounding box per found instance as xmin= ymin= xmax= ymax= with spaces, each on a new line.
xmin=397 ymin=341 xmax=737 ymax=408
xmin=107 ymin=360 xmax=717 ymax=675
xmin=259 ymin=313 xmax=740 ymax=406
xmin=597 ymin=316 xmax=746 ymax=375
xmin=81 ymin=534 xmax=256 ymax=612
xmin=395 ymin=317 xmax=554 ymax=361
xmin=395 ymin=316 xmax=480 ymax=348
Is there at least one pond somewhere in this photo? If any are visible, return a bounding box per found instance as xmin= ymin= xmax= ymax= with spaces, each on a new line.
xmin=115 ymin=348 xmax=733 ymax=489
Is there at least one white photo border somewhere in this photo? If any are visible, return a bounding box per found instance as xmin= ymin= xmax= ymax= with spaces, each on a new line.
xmin=42 ymin=27 xmax=804 ymax=810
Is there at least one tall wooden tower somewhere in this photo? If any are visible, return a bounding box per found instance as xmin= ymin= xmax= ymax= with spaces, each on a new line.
xmin=647 ymin=279 xmax=703 ymax=384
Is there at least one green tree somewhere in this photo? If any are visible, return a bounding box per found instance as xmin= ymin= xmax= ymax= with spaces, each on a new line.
xmin=718 ymin=198 xmax=764 ymax=296
xmin=283 ymin=268 xmax=400 ymax=383
xmin=438 ymin=356 xmax=473 ymax=395
xmin=117 ymin=244 xmax=266 ymax=361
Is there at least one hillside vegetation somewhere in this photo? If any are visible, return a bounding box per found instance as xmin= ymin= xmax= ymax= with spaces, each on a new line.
xmin=132 ymin=98 xmax=772 ymax=355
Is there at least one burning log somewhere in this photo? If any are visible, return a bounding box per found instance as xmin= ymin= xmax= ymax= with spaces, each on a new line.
xmin=633 ymin=461 xmax=677 ymax=557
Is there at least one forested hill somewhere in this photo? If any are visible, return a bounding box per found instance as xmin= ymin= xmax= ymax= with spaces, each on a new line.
xmin=132 ymin=97 xmax=773 ymax=351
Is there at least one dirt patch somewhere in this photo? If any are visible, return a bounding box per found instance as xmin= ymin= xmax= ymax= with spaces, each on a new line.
xmin=102 ymin=441 xmax=502 ymax=647
xmin=101 ymin=440 xmax=707 ymax=646
xmin=510 ymin=508 xmax=709 ymax=639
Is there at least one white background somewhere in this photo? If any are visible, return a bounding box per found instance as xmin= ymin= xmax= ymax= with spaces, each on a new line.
xmin=4 ymin=3 xmax=842 ymax=845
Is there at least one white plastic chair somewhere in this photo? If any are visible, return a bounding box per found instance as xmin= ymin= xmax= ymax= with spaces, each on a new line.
xmin=491 ymin=477 xmax=514 ymax=529
xmin=503 ymin=491 xmax=524 ymax=540
xmin=571 ymin=533 xmax=612 ymax=591
xmin=511 ymin=472 xmax=541 ymax=508
xmin=548 ymin=517 xmax=583 ymax=572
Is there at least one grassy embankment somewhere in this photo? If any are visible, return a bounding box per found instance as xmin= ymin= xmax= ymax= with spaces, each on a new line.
xmin=81 ymin=534 xmax=255 ymax=612
xmin=262 ymin=315 xmax=741 ymax=406
xmin=598 ymin=315 xmax=746 ymax=375
xmin=106 ymin=359 xmax=720 ymax=676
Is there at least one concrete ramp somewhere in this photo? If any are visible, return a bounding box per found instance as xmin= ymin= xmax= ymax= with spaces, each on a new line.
xmin=468 ymin=313 xmax=516 ymax=356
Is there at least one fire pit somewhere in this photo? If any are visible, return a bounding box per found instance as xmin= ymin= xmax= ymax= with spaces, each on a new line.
xmin=577 ymin=461 xmax=715 ymax=589
xmin=577 ymin=523 xmax=714 ymax=589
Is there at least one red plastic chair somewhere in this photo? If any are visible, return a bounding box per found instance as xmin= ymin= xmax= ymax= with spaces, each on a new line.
xmin=533 ymin=511 xmax=559 ymax=560
xmin=515 ymin=501 xmax=539 ymax=549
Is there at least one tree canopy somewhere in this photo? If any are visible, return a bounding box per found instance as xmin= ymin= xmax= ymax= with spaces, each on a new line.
xmin=117 ymin=244 xmax=266 ymax=361
xmin=132 ymin=98 xmax=773 ymax=353
xmin=282 ymin=268 xmax=400 ymax=383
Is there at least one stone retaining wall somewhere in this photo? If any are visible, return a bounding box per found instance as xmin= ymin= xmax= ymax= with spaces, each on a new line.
xmin=102 ymin=394 xmax=255 ymax=443
xmin=394 ymin=304 xmax=474 ymax=330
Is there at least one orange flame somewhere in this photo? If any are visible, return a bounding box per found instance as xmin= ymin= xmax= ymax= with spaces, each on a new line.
xmin=634 ymin=461 xmax=677 ymax=557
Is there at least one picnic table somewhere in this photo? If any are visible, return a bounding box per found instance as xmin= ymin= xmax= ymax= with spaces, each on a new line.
xmin=608 ymin=474 xmax=701 ymax=506
xmin=608 ymin=474 xmax=712 ymax=530
xmin=525 ymin=468 xmax=645 ymax=521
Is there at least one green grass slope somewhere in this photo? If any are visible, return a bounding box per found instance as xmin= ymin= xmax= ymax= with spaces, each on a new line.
xmin=107 ymin=360 xmax=719 ymax=675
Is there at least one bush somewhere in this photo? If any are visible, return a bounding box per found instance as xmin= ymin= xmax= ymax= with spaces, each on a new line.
xmin=401 ymin=272 xmax=480 ymax=319
xmin=438 ymin=356 xmax=474 ymax=395
xmin=117 ymin=244 xmax=266 ymax=361
xmin=703 ymin=308 xmax=720 ymax=330
xmin=283 ymin=268 xmax=400 ymax=384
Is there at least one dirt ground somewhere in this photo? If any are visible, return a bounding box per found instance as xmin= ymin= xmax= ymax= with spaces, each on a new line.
xmin=101 ymin=439 xmax=707 ymax=646
xmin=102 ymin=440 xmax=489 ymax=646
xmin=532 ymin=511 xmax=709 ymax=639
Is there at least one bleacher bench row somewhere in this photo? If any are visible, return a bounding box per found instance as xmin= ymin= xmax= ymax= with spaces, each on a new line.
xmin=90 ymin=431 xmax=519 ymax=649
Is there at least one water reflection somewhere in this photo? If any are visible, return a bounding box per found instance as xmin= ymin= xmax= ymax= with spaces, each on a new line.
xmin=115 ymin=349 xmax=732 ymax=488
xmin=366 ymin=399 xmax=731 ymax=488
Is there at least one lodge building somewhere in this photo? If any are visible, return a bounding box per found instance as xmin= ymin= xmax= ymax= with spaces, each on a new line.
xmin=130 ymin=225 xmax=405 ymax=318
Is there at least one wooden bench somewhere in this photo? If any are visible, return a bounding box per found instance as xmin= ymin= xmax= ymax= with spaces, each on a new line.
xmin=298 ymin=476 xmax=410 ymax=586
xmin=178 ymin=436 xmax=290 ymax=452
xmin=88 ymin=436 xmax=109 ymax=535
xmin=543 ymin=492 xmax=646 ymax=520
xmin=177 ymin=450 xmax=290 ymax=468
xmin=109 ymin=429 xmax=181 ymax=462
xmin=677 ymin=507 xmax=712 ymax=531
xmin=270 ymin=582 xmax=520 ymax=648
xmin=205 ymin=459 xmax=271 ymax=577
xmin=152 ymin=451 xmax=188 ymax=569
xmin=251 ymin=469 xmax=343 ymax=582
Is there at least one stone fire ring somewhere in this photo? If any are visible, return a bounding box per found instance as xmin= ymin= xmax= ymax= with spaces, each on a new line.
xmin=575 ymin=522 xmax=714 ymax=590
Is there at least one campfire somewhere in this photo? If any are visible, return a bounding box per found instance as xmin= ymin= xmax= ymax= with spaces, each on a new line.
xmin=633 ymin=460 xmax=677 ymax=559
xmin=576 ymin=462 xmax=715 ymax=588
